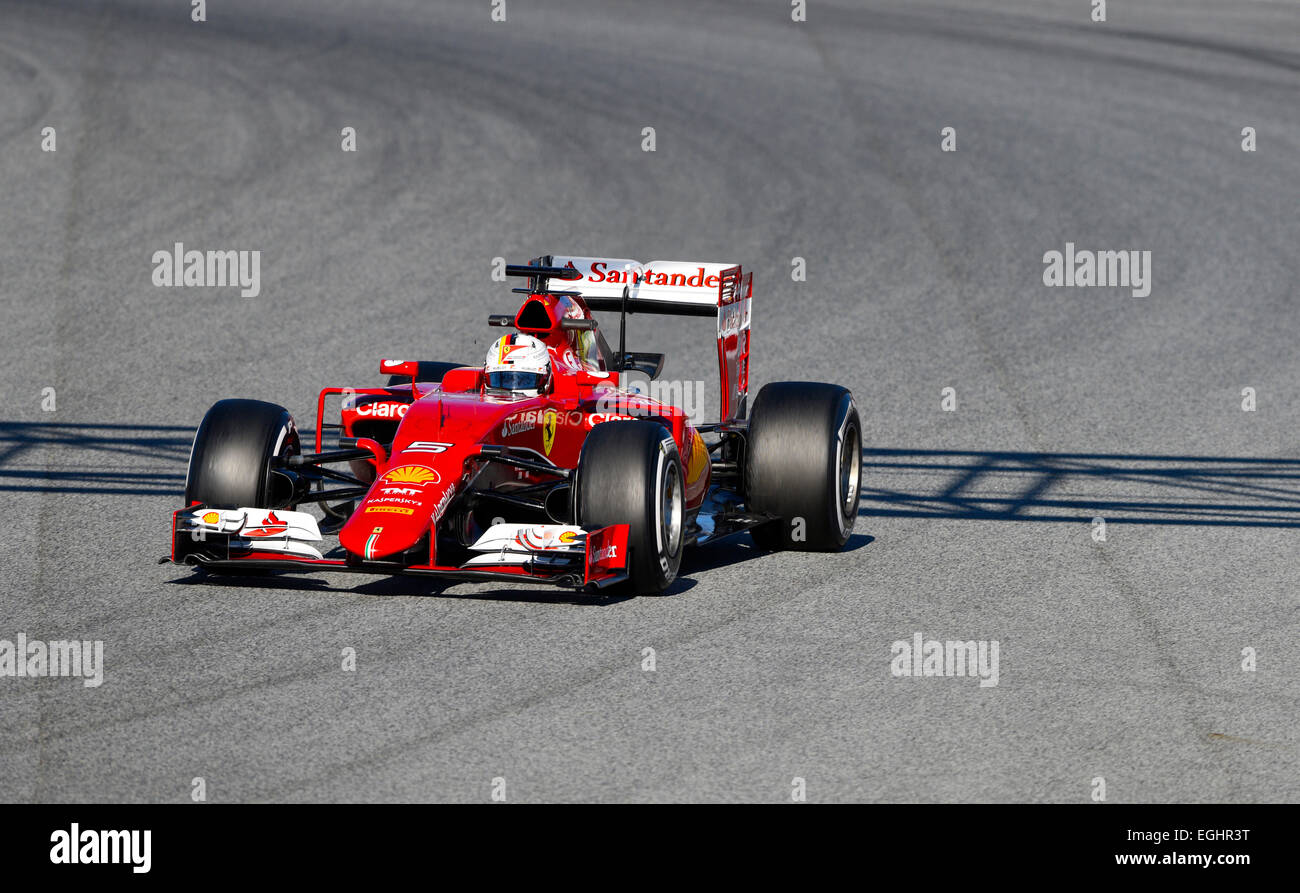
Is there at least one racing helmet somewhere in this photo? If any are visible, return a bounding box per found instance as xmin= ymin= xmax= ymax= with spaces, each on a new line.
xmin=484 ymin=333 xmax=551 ymax=396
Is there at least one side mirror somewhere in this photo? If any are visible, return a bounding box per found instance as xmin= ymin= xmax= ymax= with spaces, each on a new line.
xmin=379 ymin=360 xmax=420 ymax=378
xmin=614 ymin=352 xmax=666 ymax=380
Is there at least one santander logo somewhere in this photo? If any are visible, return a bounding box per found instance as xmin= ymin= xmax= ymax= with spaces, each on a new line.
xmin=575 ymin=261 xmax=723 ymax=290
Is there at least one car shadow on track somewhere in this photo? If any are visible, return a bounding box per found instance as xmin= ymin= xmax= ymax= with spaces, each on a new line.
xmin=164 ymin=567 xmax=635 ymax=606
xmin=861 ymin=447 xmax=1300 ymax=527
xmin=28 ymin=423 xmax=1300 ymax=597
xmin=9 ymin=424 xmax=1300 ymax=530
xmin=0 ymin=421 xmax=317 ymax=497
xmin=349 ymin=575 xmax=639 ymax=607
xmin=161 ymin=533 xmax=878 ymax=605
xmin=0 ymin=421 xmax=197 ymax=496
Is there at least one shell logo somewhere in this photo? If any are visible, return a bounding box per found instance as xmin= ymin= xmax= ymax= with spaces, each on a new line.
xmin=382 ymin=465 xmax=440 ymax=485
xmin=686 ymin=432 xmax=709 ymax=482
xmin=201 ymin=511 xmax=220 ymax=525
xmin=559 ymin=530 xmax=577 ymax=544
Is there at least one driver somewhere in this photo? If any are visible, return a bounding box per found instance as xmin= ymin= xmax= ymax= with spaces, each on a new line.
xmin=484 ymin=333 xmax=552 ymax=397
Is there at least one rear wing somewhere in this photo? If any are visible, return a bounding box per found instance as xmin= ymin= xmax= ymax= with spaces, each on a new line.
xmin=531 ymin=256 xmax=752 ymax=423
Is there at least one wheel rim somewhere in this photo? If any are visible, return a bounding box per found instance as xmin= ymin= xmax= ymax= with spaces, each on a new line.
xmin=839 ymin=421 xmax=861 ymax=519
xmin=661 ymin=463 xmax=683 ymax=557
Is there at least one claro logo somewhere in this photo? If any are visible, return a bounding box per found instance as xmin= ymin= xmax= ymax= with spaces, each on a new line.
xmin=355 ymin=401 xmax=408 ymax=418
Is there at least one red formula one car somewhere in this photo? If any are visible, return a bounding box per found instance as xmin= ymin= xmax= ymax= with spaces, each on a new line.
xmin=167 ymin=256 xmax=862 ymax=594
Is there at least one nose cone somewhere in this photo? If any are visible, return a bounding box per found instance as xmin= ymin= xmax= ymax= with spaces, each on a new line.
xmin=339 ymin=463 xmax=452 ymax=561
xmin=341 ymin=389 xmax=529 ymax=562
xmin=340 ymin=518 xmax=428 ymax=561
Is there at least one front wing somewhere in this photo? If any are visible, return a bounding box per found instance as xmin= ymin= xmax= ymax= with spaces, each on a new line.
xmin=167 ymin=507 xmax=631 ymax=591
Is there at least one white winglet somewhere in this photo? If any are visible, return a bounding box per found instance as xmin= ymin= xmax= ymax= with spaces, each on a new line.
xmin=468 ymin=523 xmax=586 ymax=554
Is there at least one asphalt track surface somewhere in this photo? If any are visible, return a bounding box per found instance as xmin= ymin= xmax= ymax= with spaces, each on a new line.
xmin=1 ymin=0 xmax=1297 ymax=803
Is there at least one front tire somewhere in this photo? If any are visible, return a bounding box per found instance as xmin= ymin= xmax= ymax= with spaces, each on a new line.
xmin=746 ymin=382 xmax=861 ymax=551
xmin=184 ymin=399 xmax=300 ymax=509
xmin=575 ymin=420 xmax=685 ymax=595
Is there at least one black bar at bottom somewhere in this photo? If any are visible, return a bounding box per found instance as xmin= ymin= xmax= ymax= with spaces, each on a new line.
xmin=5 ymin=804 xmax=1283 ymax=880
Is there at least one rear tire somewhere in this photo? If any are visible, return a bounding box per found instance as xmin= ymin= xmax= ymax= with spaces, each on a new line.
xmin=746 ymin=382 xmax=861 ymax=551
xmin=385 ymin=360 xmax=461 ymax=387
xmin=184 ymin=399 xmax=300 ymax=509
xmin=575 ymin=421 xmax=685 ymax=595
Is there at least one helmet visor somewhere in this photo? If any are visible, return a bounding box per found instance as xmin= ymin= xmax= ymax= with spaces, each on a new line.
xmin=487 ymin=370 xmax=545 ymax=393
